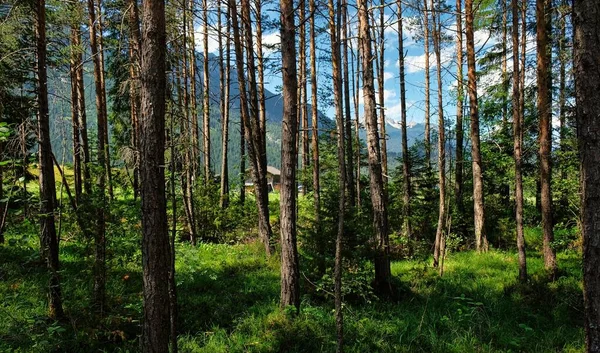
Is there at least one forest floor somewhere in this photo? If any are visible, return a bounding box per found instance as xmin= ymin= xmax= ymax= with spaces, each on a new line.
xmin=0 ymin=189 xmax=584 ymax=352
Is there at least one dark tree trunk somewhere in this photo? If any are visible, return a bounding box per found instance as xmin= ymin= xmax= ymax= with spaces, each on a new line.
xmin=536 ymin=0 xmax=557 ymax=278
xmin=230 ymin=0 xmax=273 ymax=255
xmin=574 ymin=2 xmax=600 ymax=350
xmin=512 ymin=0 xmax=527 ymax=282
xmin=455 ymin=0 xmax=465 ymax=225
xmin=203 ymin=0 xmax=211 ymax=181
xmin=357 ymin=0 xmax=391 ymax=295
xmin=69 ymin=21 xmax=82 ymax=205
xmin=423 ymin=0 xmax=431 ymax=168
xmin=128 ymin=0 xmax=142 ymax=201
xmin=35 ymin=0 xmax=64 ymax=320
xmin=309 ymin=0 xmax=320 ymax=222
xmin=431 ymin=0 xmax=446 ymax=268
xmin=220 ymin=2 xmax=231 ymax=209
xmin=466 ymin=0 xmax=488 ymax=252
xmin=341 ymin=0 xmax=355 ymax=208
xmin=140 ymin=0 xmax=172 ymax=351
xmin=279 ymin=0 xmax=300 ymax=310
xmin=397 ymin=0 xmax=412 ymax=242
xmin=87 ymin=0 xmax=107 ymax=311
xmin=329 ymin=0 xmax=346 ymax=348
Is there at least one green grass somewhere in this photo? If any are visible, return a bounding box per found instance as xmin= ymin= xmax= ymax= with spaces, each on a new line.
xmin=0 ymin=191 xmax=585 ymax=352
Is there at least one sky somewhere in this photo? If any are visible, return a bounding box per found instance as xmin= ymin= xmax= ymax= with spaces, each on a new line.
xmin=192 ymin=1 xmax=538 ymax=130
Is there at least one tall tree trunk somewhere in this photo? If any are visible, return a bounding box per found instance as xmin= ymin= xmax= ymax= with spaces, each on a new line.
xmin=512 ymin=0 xmax=527 ymax=282
xmin=501 ymin=0 xmax=508 ymax=126
xmin=279 ymin=0 xmax=300 ymax=310
xmin=377 ymin=0 xmax=387 ymax=180
xmin=87 ymin=0 xmax=107 ymax=311
xmin=188 ymin=0 xmax=199 ymax=179
xmin=299 ymin=0 xmax=309 ymax=190
xmin=431 ymin=0 xmax=446 ymax=268
xmin=220 ymin=1 xmax=231 ymax=209
xmin=557 ymin=0 xmax=568 ymax=210
xmin=35 ymin=0 xmax=64 ymax=320
xmin=357 ymin=0 xmax=391 ymax=294
xmin=351 ymin=40 xmax=361 ymax=209
xmin=230 ymin=0 xmax=272 ymax=255
xmin=341 ymin=0 xmax=355 ymax=207
xmin=574 ymin=2 xmax=600 ymax=350
xmin=397 ymin=0 xmax=412 ymax=242
xmin=69 ymin=18 xmax=82 ymax=204
xmin=128 ymin=0 xmax=142 ymax=201
xmin=329 ymin=0 xmax=346 ymax=348
xmin=96 ymin=0 xmax=113 ymax=201
xmin=168 ymin=78 xmax=178 ymax=353
xmin=309 ymin=0 xmax=320 ymax=221
xmin=182 ymin=2 xmax=197 ymax=245
xmin=423 ymin=0 xmax=431 ymax=168
xmin=455 ymin=0 xmax=464 ymax=225
xmin=203 ymin=0 xmax=211 ymax=181
xmin=536 ymin=0 xmax=557 ymax=278
xmin=140 ymin=0 xmax=172 ymax=350
xmin=466 ymin=0 xmax=488 ymax=252
xmin=256 ymin=0 xmax=267 ymax=139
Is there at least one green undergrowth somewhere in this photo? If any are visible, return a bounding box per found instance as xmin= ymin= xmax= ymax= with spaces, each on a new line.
xmin=0 ymin=218 xmax=585 ymax=352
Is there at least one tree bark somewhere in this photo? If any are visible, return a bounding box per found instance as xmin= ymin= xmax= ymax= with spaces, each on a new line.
xmin=357 ymin=0 xmax=391 ymax=294
xmin=128 ymin=0 xmax=142 ymax=201
xmin=341 ymin=0 xmax=355 ymax=207
xmin=574 ymin=2 xmax=600 ymax=351
xmin=87 ymin=0 xmax=107 ymax=311
xmin=219 ymin=2 xmax=231 ymax=209
xmin=69 ymin=19 xmax=82 ymax=205
xmin=397 ymin=0 xmax=412 ymax=243
xmin=35 ymin=0 xmax=64 ymax=320
xmin=377 ymin=0 xmax=387 ymax=181
xmin=536 ymin=0 xmax=557 ymax=278
xmin=466 ymin=0 xmax=488 ymax=252
xmin=203 ymin=0 xmax=211 ymax=181
xmin=455 ymin=0 xmax=464 ymax=225
xmin=279 ymin=0 xmax=300 ymax=310
xmin=423 ymin=0 xmax=431 ymax=168
xmin=140 ymin=0 xmax=172 ymax=350
xmin=512 ymin=0 xmax=527 ymax=283
xmin=431 ymin=0 xmax=446 ymax=268
xmin=309 ymin=0 xmax=320 ymax=222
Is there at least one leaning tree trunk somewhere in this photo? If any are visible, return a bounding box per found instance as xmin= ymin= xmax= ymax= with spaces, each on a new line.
xmin=357 ymin=0 xmax=392 ymax=295
xmin=466 ymin=0 xmax=488 ymax=252
xmin=536 ymin=0 xmax=557 ymax=279
xmin=35 ymin=0 xmax=64 ymax=320
xmin=140 ymin=0 xmax=172 ymax=351
xmin=279 ymin=0 xmax=300 ymax=311
xmin=574 ymin=2 xmax=600 ymax=351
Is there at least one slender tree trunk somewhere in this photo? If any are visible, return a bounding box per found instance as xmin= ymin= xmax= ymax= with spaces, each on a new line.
xmin=279 ymin=0 xmax=300 ymax=310
xmin=351 ymin=41 xmax=361 ymax=209
xmin=536 ymin=0 xmax=557 ymax=278
xmin=431 ymin=0 xmax=445 ymax=268
xmin=309 ymin=0 xmax=320 ymax=221
xmin=397 ymin=0 xmax=412 ymax=242
xmin=96 ymin=0 xmax=113 ymax=201
xmin=168 ymin=83 xmax=178 ymax=353
xmin=466 ymin=0 xmax=488 ymax=252
xmin=377 ymin=0 xmax=387 ymax=181
xmin=341 ymin=0 xmax=355 ymax=207
xmin=557 ymin=0 xmax=568 ymax=210
xmin=328 ymin=0 xmax=346 ymax=348
xmin=69 ymin=19 xmax=82 ymax=204
xmin=87 ymin=0 xmax=107 ymax=311
xmin=256 ymin=0 xmax=267 ymax=140
xmin=512 ymin=0 xmax=527 ymax=282
xmin=501 ymin=0 xmax=508 ymax=126
xmin=128 ymin=0 xmax=142 ymax=201
xmin=35 ymin=0 xmax=64 ymax=320
xmin=299 ymin=0 xmax=309 ymax=189
xmin=140 ymin=0 xmax=172 ymax=350
xmin=423 ymin=0 xmax=431 ymax=168
xmin=220 ymin=2 xmax=231 ymax=209
xmin=574 ymin=2 xmax=600 ymax=350
xmin=357 ymin=0 xmax=391 ymax=294
xmin=230 ymin=0 xmax=272 ymax=254
xmin=203 ymin=0 xmax=211 ymax=181
xmin=455 ymin=0 xmax=464 ymax=224
xmin=188 ymin=0 xmax=199 ymax=179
